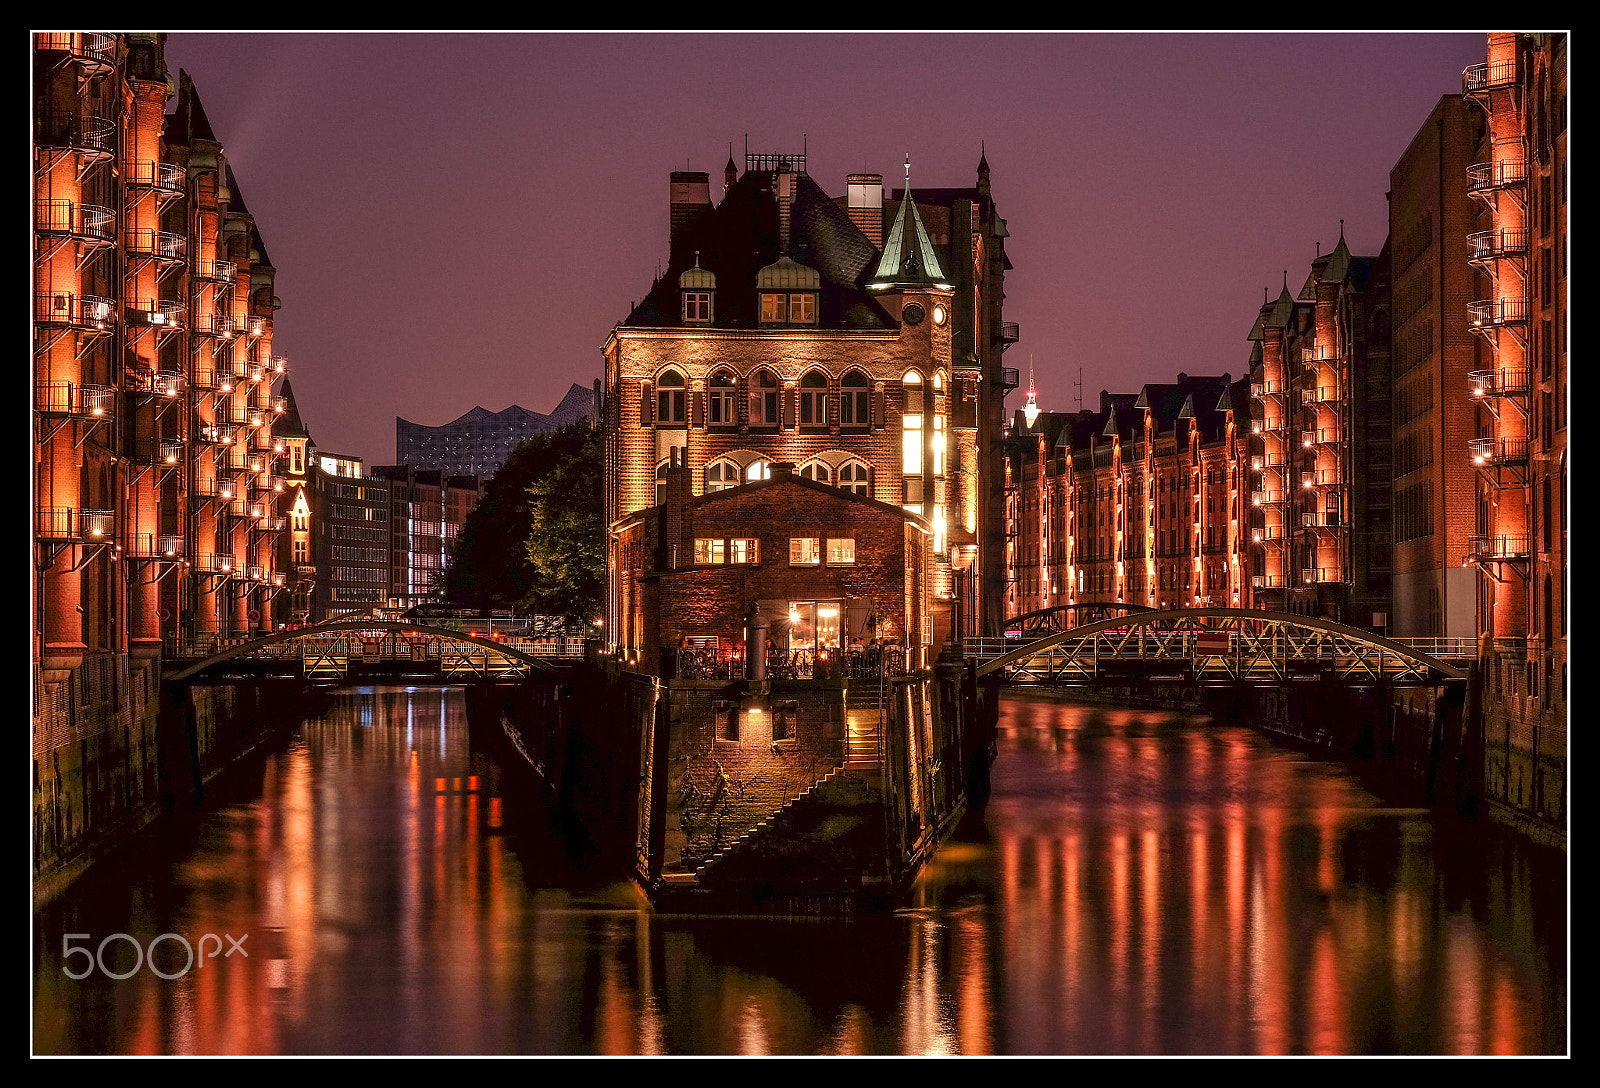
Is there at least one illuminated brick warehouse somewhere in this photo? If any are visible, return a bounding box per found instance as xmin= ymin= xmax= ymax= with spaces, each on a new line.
xmin=33 ymin=33 xmax=292 ymax=890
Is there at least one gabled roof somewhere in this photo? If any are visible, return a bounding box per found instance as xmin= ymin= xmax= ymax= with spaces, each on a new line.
xmin=623 ymin=168 xmax=893 ymax=331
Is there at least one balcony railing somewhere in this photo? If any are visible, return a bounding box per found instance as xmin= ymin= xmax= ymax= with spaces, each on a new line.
xmin=36 ymin=507 xmax=114 ymax=540
xmin=1468 ymin=228 xmax=1529 ymax=263
xmin=126 ymin=534 xmax=184 ymax=559
xmin=1469 ymin=534 xmax=1530 ymax=560
xmin=124 ymin=227 xmax=184 ymax=262
xmin=1466 ymin=160 xmax=1526 ymax=193
xmin=1463 ymin=59 xmax=1518 ymax=94
xmin=1469 ymin=436 xmax=1529 ymax=466
xmin=1250 ymin=491 xmax=1285 ymax=506
xmin=1252 ymin=574 xmax=1286 ymax=589
xmin=128 ymin=368 xmax=184 ymax=397
xmin=998 ymin=321 xmax=1020 ymax=347
xmin=193 ymin=258 xmax=236 ymax=283
xmin=1469 ymin=368 xmax=1530 ymax=399
xmin=125 ymin=298 xmax=185 ymax=329
xmin=35 ymin=200 xmax=115 ymax=244
xmin=1469 ymin=298 xmax=1530 ymax=330
xmin=1302 ymin=510 xmax=1343 ymax=528
xmin=198 ymin=554 xmax=236 ymax=575
xmin=131 ymin=437 xmax=185 ymax=466
xmin=125 ymin=160 xmax=184 ymax=193
xmin=35 ymin=380 xmax=115 ymax=418
xmin=1301 ymin=567 xmax=1339 ymax=585
xmin=35 ymin=32 xmax=117 ymax=72
xmin=190 ymin=312 xmax=235 ymax=338
xmin=35 ymin=111 xmax=115 ymax=159
xmin=35 ymin=293 xmax=116 ymax=330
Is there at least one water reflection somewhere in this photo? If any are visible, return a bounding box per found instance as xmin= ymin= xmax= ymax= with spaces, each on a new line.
xmin=33 ymin=687 xmax=1564 ymax=1055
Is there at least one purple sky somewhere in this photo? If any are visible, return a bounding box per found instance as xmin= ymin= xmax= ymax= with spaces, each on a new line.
xmin=164 ymin=31 xmax=1486 ymax=467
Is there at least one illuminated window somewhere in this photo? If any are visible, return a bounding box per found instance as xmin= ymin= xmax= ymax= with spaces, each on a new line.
xmin=799 ymin=461 xmax=831 ymax=485
xmin=708 ymin=370 xmax=737 ymax=425
xmin=748 ymin=369 xmax=779 ymax=426
xmin=760 ymin=292 xmax=816 ymax=324
xmin=790 ymin=537 xmax=821 ymax=565
xmin=902 ymin=370 xmax=924 ymax=476
xmin=682 ymin=291 xmax=711 ymax=322
xmin=838 ymin=461 xmax=870 ymax=496
xmin=744 ymin=460 xmax=771 ymax=482
xmin=705 ymin=459 xmax=739 ymax=493
xmin=826 ymin=538 xmax=855 ymax=565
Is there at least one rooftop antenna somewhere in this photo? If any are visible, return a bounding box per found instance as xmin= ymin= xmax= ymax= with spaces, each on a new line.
xmin=1023 ymin=355 xmax=1040 ymax=428
xmin=1073 ymin=367 xmax=1084 ymax=412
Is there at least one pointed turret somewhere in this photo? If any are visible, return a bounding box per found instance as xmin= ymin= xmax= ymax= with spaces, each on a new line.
xmin=866 ymin=157 xmax=952 ymax=290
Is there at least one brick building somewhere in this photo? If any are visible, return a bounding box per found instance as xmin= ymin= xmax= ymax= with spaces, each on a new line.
xmin=33 ymin=34 xmax=291 ymax=885
xmin=603 ymin=147 xmax=1018 ymax=650
xmin=1460 ymin=33 xmax=1566 ymax=835
xmin=1005 ymin=373 xmax=1252 ymax=621
xmin=1247 ymin=232 xmax=1392 ymax=625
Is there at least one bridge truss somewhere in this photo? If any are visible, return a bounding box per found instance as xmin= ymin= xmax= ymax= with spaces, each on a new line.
xmin=165 ymin=620 xmax=560 ymax=684
xmin=973 ymin=608 xmax=1466 ymax=685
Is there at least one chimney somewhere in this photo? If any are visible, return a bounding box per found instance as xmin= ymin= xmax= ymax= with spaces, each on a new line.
xmin=776 ymin=169 xmax=796 ymax=254
xmin=669 ymin=171 xmax=711 ymax=259
xmin=848 ymin=173 xmax=884 ymax=246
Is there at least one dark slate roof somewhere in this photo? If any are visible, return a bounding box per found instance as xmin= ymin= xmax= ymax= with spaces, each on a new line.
xmin=274 ymin=376 xmax=311 ymax=441
xmin=169 ymin=70 xmax=220 ymax=145
xmin=623 ymin=168 xmax=895 ymax=331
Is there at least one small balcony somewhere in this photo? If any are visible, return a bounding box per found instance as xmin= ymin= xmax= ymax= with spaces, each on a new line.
xmin=1463 ymin=59 xmax=1518 ymax=95
xmin=35 ymin=380 xmax=115 ymax=418
xmin=35 ymin=200 xmax=115 ymax=246
xmin=1250 ymin=490 xmax=1285 ymax=507
xmin=129 ymin=369 xmax=184 ymax=398
xmin=34 ymin=111 xmax=115 ymax=162
xmin=1469 ymin=368 xmax=1530 ymax=400
xmin=35 ymin=33 xmax=117 ymax=75
xmin=243 ymin=315 xmax=271 ymax=340
xmin=1469 ymin=436 xmax=1529 ymax=467
xmin=1469 ymin=534 xmax=1530 ymax=561
xmin=35 ymin=293 xmax=115 ymax=331
xmin=245 ymin=564 xmax=266 ymax=582
xmin=131 ymin=437 xmax=185 ymax=466
xmin=997 ymin=321 xmax=1020 ymax=350
xmin=125 ymin=298 xmax=185 ymax=330
xmin=198 ymin=554 xmax=236 ymax=575
xmin=1468 ymin=228 xmax=1529 ymax=263
xmin=127 ymin=534 xmax=184 ymax=559
xmin=1466 ymin=160 xmax=1526 ymax=194
xmin=1301 ymin=567 xmax=1339 ymax=585
xmin=125 ymin=160 xmax=184 ymax=195
xmin=1469 ymin=298 xmax=1530 ymax=329
xmin=1252 ymin=573 xmax=1286 ymax=589
xmin=193 ymin=258 xmax=236 ymax=284
xmin=190 ymin=312 xmax=235 ymax=339
xmin=36 ymin=507 xmax=115 ymax=541
xmin=124 ymin=227 xmax=184 ymax=264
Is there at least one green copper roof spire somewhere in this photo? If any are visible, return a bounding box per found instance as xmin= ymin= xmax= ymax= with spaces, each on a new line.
xmin=866 ymin=156 xmax=951 ymax=290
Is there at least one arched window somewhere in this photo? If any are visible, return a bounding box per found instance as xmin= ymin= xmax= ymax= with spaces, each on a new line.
xmin=799 ymin=461 xmax=831 ymax=485
xmin=838 ymin=461 xmax=871 ymax=496
xmin=705 ymin=459 xmax=739 ymax=493
xmin=656 ymin=370 xmax=686 ymax=425
xmin=708 ymin=370 xmax=737 ymax=426
xmin=745 ymin=459 xmax=771 ymax=482
xmin=749 ymin=369 xmax=778 ymax=427
xmin=902 ymin=371 xmax=924 ymax=476
xmin=840 ymin=370 xmax=870 ymax=428
xmin=655 ymin=460 xmax=670 ymax=505
xmin=800 ymin=371 xmax=829 ymax=427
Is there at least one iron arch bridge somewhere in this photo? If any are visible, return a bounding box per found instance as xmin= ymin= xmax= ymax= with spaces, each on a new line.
xmin=973 ymin=608 xmax=1467 ymax=686
xmin=165 ymin=620 xmax=561 ymax=684
xmin=1002 ymin=601 xmax=1156 ymax=638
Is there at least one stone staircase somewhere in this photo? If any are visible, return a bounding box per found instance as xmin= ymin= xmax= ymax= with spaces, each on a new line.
xmin=660 ymin=704 xmax=886 ymax=888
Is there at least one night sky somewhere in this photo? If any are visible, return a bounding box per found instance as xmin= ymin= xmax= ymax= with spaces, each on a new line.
xmin=163 ymin=31 xmax=1487 ymax=468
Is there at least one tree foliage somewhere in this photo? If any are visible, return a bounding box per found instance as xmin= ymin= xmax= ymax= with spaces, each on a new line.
xmin=443 ymin=422 xmax=603 ymax=627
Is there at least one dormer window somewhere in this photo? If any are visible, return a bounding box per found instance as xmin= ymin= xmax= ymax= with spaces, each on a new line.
xmin=678 ymin=257 xmax=716 ymax=325
xmin=756 ymin=256 xmax=820 ymax=325
xmin=761 ymin=292 xmax=815 ymax=324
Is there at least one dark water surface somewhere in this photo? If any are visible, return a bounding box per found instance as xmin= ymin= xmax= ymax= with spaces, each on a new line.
xmin=33 ymin=687 xmax=1567 ymax=1055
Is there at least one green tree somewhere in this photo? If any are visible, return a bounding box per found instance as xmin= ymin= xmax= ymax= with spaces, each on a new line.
xmin=444 ymin=422 xmax=603 ymax=626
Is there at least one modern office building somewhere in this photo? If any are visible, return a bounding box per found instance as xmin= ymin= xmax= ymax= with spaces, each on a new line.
xmin=395 ymin=382 xmax=596 ymax=479
xmin=373 ymin=465 xmax=480 ymax=613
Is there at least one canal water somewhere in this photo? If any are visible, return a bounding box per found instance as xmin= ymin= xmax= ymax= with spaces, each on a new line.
xmin=33 ymin=686 xmax=1567 ymax=1055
